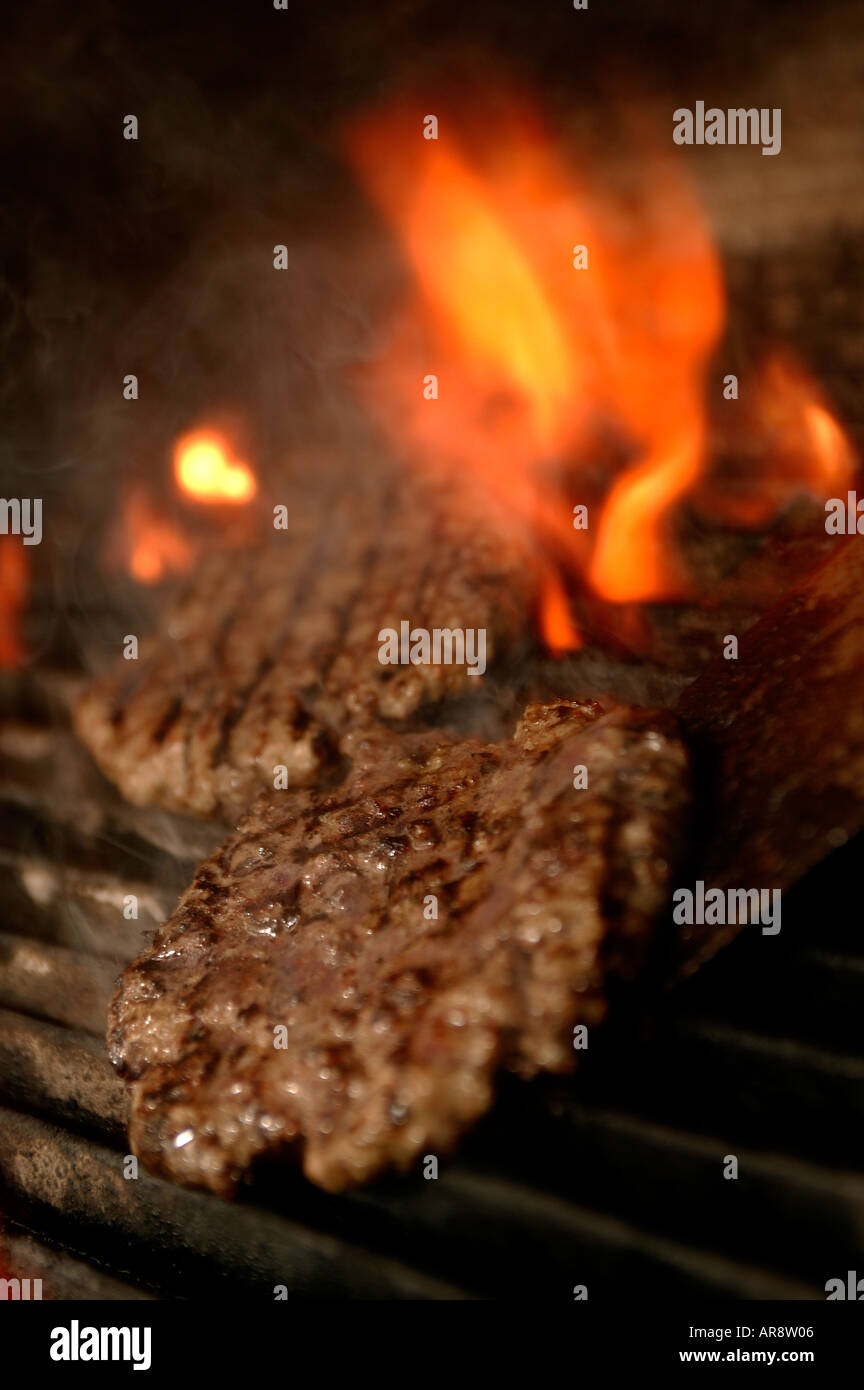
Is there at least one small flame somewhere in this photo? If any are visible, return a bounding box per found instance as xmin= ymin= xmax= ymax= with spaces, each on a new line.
xmin=109 ymin=429 xmax=259 ymax=587
xmin=111 ymin=488 xmax=194 ymax=586
xmin=589 ymin=421 xmax=705 ymax=602
xmin=696 ymin=354 xmax=856 ymax=527
xmin=804 ymin=402 xmax=852 ymax=491
xmin=538 ymin=566 xmax=580 ymax=653
xmin=0 ymin=537 xmax=29 ymax=669
xmin=760 ymin=356 xmax=854 ymax=496
xmin=174 ymin=431 xmax=257 ymax=504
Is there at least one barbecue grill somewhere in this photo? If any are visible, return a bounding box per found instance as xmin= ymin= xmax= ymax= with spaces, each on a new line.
xmin=1 ymin=657 xmax=863 ymax=1300
xmin=3 ymin=0 xmax=864 ymax=1303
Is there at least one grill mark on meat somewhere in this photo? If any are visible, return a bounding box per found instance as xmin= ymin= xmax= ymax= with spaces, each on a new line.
xmin=206 ymin=485 xmax=345 ymax=778
xmin=108 ymin=702 xmax=125 ymax=730
xmin=263 ymin=766 xmax=456 ymax=844
xmin=207 ymin=663 xmax=269 ymax=781
xmin=306 ymin=537 xmax=395 ymax=705
xmin=303 ymin=487 xmax=402 ymax=698
xmin=181 ymin=551 xmax=261 ymax=791
xmin=80 ymin=553 xmax=258 ymax=816
xmin=77 ymin=479 xmax=540 ymax=818
xmin=151 ymin=695 xmax=183 ymax=746
xmin=202 ymin=542 xmax=318 ymax=789
xmin=109 ymin=700 xmax=689 ymax=1195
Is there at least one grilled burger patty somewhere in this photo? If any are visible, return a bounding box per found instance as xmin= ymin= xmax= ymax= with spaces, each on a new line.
xmin=108 ymin=700 xmax=689 ymax=1194
xmin=75 ymin=482 xmax=537 ymax=818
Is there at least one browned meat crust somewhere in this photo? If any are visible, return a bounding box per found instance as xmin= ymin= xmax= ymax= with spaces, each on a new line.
xmin=108 ymin=700 xmax=689 ymax=1194
xmin=676 ymin=537 xmax=864 ymax=972
xmin=74 ymin=484 xmax=537 ymax=818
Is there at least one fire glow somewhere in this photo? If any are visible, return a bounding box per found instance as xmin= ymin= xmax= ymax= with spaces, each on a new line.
xmin=0 ymin=538 xmax=28 ymax=669
xmin=173 ymin=431 xmax=257 ymax=505
xmin=114 ymin=488 xmax=193 ymax=586
xmin=111 ymin=430 xmax=258 ymax=586
xmin=345 ymin=96 xmax=854 ymax=647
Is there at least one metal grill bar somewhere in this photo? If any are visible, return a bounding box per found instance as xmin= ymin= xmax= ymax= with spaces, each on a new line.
xmin=611 ymin=1020 xmax=864 ymax=1169
xmin=0 ymin=992 xmax=852 ymax=1297
xmin=469 ymin=1093 xmax=864 ymax=1286
xmin=0 ymin=847 xmax=165 ymax=959
xmin=0 ymin=1008 xmax=126 ymax=1137
xmin=0 ymin=933 xmax=119 ymax=1035
xmin=0 ymin=1109 xmax=471 ymax=1300
xmin=1 ymin=701 xmax=863 ymax=1299
xmin=1 ymin=1223 xmax=154 ymax=1301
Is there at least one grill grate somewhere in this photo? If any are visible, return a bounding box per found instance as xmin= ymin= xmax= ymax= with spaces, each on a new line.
xmin=1 ymin=670 xmax=862 ymax=1300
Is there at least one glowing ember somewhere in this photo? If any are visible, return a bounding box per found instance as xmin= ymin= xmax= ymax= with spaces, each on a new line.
xmin=109 ymin=431 xmax=259 ymax=588
xmin=174 ymin=431 xmax=257 ymax=504
xmin=345 ymin=95 xmax=855 ymax=648
xmin=805 ymin=403 xmax=852 ymax=490
xmin=111 ymin=488 xmax=194 ymax=586
xmin=0 ymin=537 xmax=28 ymax=669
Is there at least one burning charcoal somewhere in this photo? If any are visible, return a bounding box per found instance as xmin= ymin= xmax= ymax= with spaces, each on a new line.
xmin=108 ymin=700 xmax=689 ymax=1195
xmin=74 ymin=481 xmax=538 ymax=819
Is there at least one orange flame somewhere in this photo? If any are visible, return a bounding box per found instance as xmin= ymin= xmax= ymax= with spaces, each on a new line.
xmin=173 ymin=430 xmax=257 ymax=504
xmin=346 ymin=98 xmax=724 ymax=636
xmin=345 ymin=95 xmax=855 ymax=647
xmin=0 ymin=537 xmax=29 ymax=669
xmin=694 ymin=354 xmax=855 ymax=528
xmin=538 ymin=565 xmax=579 ymax=654
xmin=760 ymin=355 xmax=854 ymax=500
xmin=110 ymin=488 xmax=193 ymax=586
xmin=109 ymin=428 xmax=260 ymax=587
xmin=805 ymin=402 xmax=853 ymax=491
